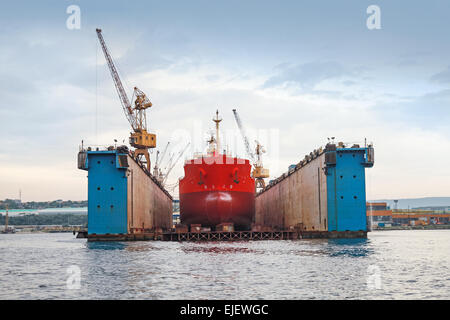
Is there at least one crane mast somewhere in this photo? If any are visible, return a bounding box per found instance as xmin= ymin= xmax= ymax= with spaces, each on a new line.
xmin=232 ymin=108 xmax=269 ymax=191
xmin=96 ymin=28 xmax=156 ymax=171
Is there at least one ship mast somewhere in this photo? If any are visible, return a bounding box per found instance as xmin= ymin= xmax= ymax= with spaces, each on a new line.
xmin=213 ymin=110 xmax=222 ymax=155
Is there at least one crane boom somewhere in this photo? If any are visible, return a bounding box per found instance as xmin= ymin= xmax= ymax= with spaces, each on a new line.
xmin=96 ymin=28 xmax=136 ymax=131
xmin=153 ymin=141 xmax=170 ymax=182
xmin=164 ymin=152 xmax=174 ymax=171
xmin=232 ymin=109 xmax=255 ymax=162
xmin=232 ymin=108 xmax=269 ymax=191
xmin=157 ymin=142 xmax=170 ymax=167
xmin=163 ymin=142 xmax=190 ymax=185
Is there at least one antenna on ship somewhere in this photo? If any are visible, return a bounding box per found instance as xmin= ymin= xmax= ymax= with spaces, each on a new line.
xmin=213 ymin=110 xmax=222 ymax=155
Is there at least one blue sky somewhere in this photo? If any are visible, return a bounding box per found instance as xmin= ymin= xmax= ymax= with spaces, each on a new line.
xmin=1 ymin=0 xmax=450 ymax=200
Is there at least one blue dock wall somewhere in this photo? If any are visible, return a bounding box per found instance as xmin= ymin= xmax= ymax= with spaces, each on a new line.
xmin=84 ymin=151 xmax=128 ymax=234
xmin=325 ymin=148 xmax=373 ymax=232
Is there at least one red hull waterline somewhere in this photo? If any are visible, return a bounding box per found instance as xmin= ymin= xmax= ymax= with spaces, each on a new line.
xmin=179 ymin=154 xmax=255 ymax=230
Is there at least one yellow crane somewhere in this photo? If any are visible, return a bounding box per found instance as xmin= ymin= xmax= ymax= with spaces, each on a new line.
xmin=253 ymin=140 xmax=269 ymax=189
xmin=96 ymin=28 xmax=156 ymax=171
xmin=232 ymin=109 xmax=269 ymax=191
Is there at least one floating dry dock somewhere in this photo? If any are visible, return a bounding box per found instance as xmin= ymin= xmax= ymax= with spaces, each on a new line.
xmin=77 ymin=142 xmax=373 ymax=241
xmin=255 ymin=142 xmax=374 ymax=237
xmin=78 ymin=146 xmax=173 ymax=239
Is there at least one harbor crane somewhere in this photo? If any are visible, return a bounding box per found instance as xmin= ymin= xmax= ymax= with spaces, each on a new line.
xmin=232 ymin=109 xmax=269 ymax=191
xmin=153 ymin=141 xmax=170 ymax=182
xmin=96 ymin=28 xmax=156 ymax=171
xmin=162 ymin=142 xmax=190 ymax=186
xmin=164 ymin=152 xmax=175 ymax=173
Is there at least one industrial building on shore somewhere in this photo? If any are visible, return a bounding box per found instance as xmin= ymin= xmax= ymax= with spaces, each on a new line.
xmin=367 ymin=202 xmax=450 ymax=228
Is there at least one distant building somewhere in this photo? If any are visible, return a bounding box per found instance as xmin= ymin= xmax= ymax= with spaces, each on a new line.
xmin=366 ymin=202 xmax=393 ymax=228
xmin=367 ymin=202 xmax=450 ymax=227
xmin=392 ymin=211 xmax=450 ymax=226
xmin=172 ymin=200 xmax=180 ymax=227
xmin=173 ymin=199 xmax=180 ymax=212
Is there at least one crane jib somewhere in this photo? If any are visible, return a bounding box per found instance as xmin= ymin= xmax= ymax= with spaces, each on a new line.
xmin=96 ymin=29 xmax=137 ymax=131
xmin=232 ymin=109 xmax=256 ymax=163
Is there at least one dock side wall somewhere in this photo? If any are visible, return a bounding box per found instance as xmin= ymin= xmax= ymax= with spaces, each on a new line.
xmin=86 ymin=152 xmax=128 ymax=235
xmin=255 ymin=153 xmax=328 ymax=231
xmin=326 ymin=149 xmax=369 ymax=232
xmin=127 ymin=157 xmax=173 ymax=233
xmin=255 ymin=146 xmax=373 ymax=235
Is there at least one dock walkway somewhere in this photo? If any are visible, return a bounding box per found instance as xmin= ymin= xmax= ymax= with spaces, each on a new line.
xmin=77 ymin=230 xmax=366 ymax=241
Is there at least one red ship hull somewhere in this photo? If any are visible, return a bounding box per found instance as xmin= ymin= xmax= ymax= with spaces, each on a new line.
xmin=179 ymin=154 xmax=255 ymax=230
xmin=180 ymin=191 xmax=255 ymax=229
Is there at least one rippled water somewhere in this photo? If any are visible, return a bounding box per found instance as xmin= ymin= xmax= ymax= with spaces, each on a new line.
xmin=0 ymin=230 xmax=449 ymax=299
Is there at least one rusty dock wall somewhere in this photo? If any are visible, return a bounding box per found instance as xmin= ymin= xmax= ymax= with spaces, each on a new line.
xmin=255 ymin=143 xmax=374 ymax=237
xmin=255 ymin=151 xmax=328 ymax=231
xmin=78 ymin=147 xmax=173 ymax=238
xmin=127 ymin=154 xmax=173 ymax=232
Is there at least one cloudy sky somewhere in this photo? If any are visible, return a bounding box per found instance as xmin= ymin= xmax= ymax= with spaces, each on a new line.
xmin=1 ymin=0 xmax=449 ymax=201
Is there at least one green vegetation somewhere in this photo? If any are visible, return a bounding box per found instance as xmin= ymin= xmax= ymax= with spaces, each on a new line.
xmin=0 ymin=199 xmax=87 ymax=210
xmin=0 ymin=214 xmax=87 ymax=226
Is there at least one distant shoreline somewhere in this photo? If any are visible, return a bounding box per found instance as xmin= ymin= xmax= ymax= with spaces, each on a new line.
xmin=370 ymin=225 xmax=450 ymax=231
xmin=0 ymin=207 xmax=87 ymax=217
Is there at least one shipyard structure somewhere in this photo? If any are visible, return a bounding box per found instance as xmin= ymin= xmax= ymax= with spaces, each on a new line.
xmin=255 ymin=143 xmax=374 ymax=238
xmin=78 ymin=146 xmax=173 ymax=240
xmin=76 ymin=137 xmax=374 ymax=240
xmin=76 ymin=28 xmax=375 ymax=241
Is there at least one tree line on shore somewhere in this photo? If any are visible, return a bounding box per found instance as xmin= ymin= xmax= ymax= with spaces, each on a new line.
xmin=0 ymin=199 xmax=87 ymax=210
xmin=0 ymin=214 xmax=87 ymax=226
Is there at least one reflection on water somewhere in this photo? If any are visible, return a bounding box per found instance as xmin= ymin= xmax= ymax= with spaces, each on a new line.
xmin=181 ymin=244 xmax=264 ymax=255
xmin=0 ymin=230 xmax=449 ymax=299
xmin=86 ymin=242 xmax=129 ymax=251
xmin=325 ymin=238 xmax=373 ymax=257
xmin=327 ymin=238 xmax=369 ymax=246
